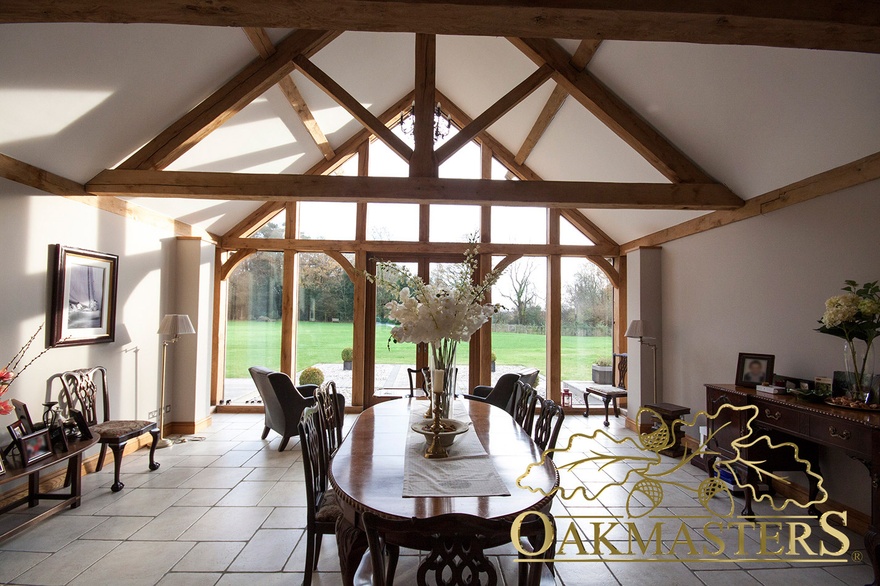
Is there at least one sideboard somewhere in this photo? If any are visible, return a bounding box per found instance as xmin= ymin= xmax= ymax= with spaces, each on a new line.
xmin=705 ymin=383 xmax=880 ymax=585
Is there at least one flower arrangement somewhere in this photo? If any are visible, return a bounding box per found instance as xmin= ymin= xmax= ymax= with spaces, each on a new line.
xmin=817 ymin=280 xmax=880 ymax=397
xmin=0 ymin=324 xmax=51 ymax=415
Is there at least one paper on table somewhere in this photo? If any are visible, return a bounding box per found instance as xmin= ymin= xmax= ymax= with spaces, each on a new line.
xmin=403 ymin=401 xmax=511 ymax=498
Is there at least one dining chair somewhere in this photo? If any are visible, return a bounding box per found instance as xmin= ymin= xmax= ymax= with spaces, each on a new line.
xmin=58 ymin=367 xmax=160 ymax=493
xmin=512 ymin=381 xmax=539 ymax=435
xmin=363 ymin=511 xmax=550 ymax=586
xmin=298 ymin=404 xmax=345 ymax=586
xmin=407 ymin=368 xmax=428 ymax=398
xmin=249 ymin=366 xmax=317 ymax=451
xmin=464 ymin=373 xmax=521 ymax=414
xmin=532 ymin=399 xmax=565 ymax=459
xmin=314 ymin=380 xmax=345 ymax=457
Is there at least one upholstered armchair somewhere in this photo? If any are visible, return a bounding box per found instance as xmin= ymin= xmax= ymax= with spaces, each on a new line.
xmin=464 ymin=372 xmax=522 ymax=414
xmin=248 ymin=366 xmax=317 ymax=451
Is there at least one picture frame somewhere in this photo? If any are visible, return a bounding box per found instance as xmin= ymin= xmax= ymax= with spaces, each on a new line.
xmin=11 ymin=399 xmax=37 ymax=434
xmin=7 ymin=420 xmax=25 ymax=443
xmin=0 ymin=453 xmax=5 ymax=476
xmin=48 ymin=245 xmax=118 ymax=347
xmin=736 ymin=353 xmax=775 ymax=388
xmin=19 ymin=429 xmax=53 ymax=466
xmin=69 ymin=409 xmax=93 ymax=440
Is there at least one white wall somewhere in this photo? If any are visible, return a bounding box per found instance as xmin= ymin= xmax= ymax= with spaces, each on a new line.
xmin=0 ymin=182 xmax=212 ymax=446
xmin=660 ymin=179 xmax=880 ymax=512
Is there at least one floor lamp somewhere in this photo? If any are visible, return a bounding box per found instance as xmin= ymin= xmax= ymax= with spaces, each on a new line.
xmin=158 ymin=314 xmax=196 ymax=448
xmin=625 ymin=319 xmax=658 ymax=404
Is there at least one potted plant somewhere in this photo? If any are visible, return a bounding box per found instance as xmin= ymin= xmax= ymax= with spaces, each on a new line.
xmin=490 ymin=351 xmax=497 ymax=372
xmin=341 ymin=347 xmax=353 ymax=371
xmin=592 ymin=358 xmax=614 ymax=385
xmin=299 ymin=366 xmax=325 ymax=386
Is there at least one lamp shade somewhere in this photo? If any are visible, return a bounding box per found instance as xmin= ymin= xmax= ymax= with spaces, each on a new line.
xmin=158 ymin=314 xmax=196 ymax=336
xmin=624 ymin=320 xmax=645 ymax=338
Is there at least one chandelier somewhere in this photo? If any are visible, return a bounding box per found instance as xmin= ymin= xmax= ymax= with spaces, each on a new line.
xmin=400 ymin=102 xmax=453 ymax=142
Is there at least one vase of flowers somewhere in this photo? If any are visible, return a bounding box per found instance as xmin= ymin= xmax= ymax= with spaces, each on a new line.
xmin=380 ymin=247 xmax=504 ymax=418
xmin=0 ymin=324 xmax=52 ymax=415
xmin=817 ymin=281 xmax=880 ymax=402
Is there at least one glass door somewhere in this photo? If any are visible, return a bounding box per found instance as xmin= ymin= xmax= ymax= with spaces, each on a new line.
xmin=371 ymin=259 xmax=421 ymax=401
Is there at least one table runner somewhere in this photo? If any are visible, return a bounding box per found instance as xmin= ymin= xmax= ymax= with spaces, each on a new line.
xmin=403 ymin=401 xmax=511 ymax=498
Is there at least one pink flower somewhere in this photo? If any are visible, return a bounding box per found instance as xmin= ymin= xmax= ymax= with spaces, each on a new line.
xmin=0 ymin=369 xmax=14 ymax=385
xmin=0 ymin=399 xmax=11 ymax=415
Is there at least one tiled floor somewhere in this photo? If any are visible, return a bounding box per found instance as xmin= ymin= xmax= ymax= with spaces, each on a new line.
xmin=0 ymin=407 xmax=872 ymax=585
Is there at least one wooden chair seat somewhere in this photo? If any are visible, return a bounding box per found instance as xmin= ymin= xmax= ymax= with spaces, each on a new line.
xmin=314 ymin=488 xmax=344 ymax=524
xmin=92 ymin=420 xmax=156 ymax=441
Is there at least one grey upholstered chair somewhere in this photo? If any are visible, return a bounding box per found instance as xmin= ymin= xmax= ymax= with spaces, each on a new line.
xmin=248 ymin=366 xmax=317 ymax=451
xmin=464 ymin=372 xmax=522 ymax=414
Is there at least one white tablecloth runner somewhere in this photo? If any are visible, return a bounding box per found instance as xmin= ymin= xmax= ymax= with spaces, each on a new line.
xmin=402 ymin=401 xmax=511 ymax=498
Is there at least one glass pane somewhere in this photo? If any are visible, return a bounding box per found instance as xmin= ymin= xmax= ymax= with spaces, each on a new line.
xmin=329 ymin=152 xmax=359 ymax=177
xmin=560 ymin=216 xmax=595 ymax=245
xmin=560 ymin=257 xmax=614 ymax=410
xmin=298 ymin=202 xmax=357 ymax=240
xmin=369 ymin=132 xmax=410 ymax=177
xmin=439 ymin=139 xmax=481 ymax=180
xmin=250 ymin=210 xmax=285 ymax=238
xmin=366 ymin=203 xmax=420 ymax=241
xmin=296 ymin=253 xmax=355 ymax=405
xmin=224 ymin=251 xmax=284 ymax=403
xmin=491 ymin=256 xmax=547 ymax=397
xmin=429 ymin=204 xmax=480 ymax=242
xmin=491 ymin=206 xmax=547 ymax=244
xmin=374 ymin=261 xmax=419 ymax=396
xmin=491 ymin=157 xmax=517 ymax=180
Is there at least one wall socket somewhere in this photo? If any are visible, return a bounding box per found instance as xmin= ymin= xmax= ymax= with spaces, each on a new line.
xmin=148 ymin=405 xmax=171 ymax=419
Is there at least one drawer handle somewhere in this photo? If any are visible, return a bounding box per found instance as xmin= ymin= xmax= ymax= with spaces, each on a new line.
xmin=829 ymin=426 xmax=851 ymax=440
xmin=764 ymin=409 xmax=781 ymax=421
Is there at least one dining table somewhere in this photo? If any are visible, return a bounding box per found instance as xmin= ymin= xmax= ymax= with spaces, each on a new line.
xmin=328 ymin=397 xmax=559 ymax=583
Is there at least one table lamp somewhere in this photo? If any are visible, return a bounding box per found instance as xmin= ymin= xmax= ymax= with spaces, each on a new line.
xmin=625 ymin=319 xmax=658 ymax=404
xmin=157 ymin=314 xmax=195 ymax=448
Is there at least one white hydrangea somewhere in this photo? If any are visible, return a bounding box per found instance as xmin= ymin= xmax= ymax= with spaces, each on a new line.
xmin=822 ymin=293 xmax=860 ymax=328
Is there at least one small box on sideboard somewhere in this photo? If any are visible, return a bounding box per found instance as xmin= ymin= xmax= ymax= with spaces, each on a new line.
xmin=756 ymin=384 xmax=786 ymax=394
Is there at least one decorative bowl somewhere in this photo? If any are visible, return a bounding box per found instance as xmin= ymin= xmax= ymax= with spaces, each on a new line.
xmin=411 ymin=418 xmax=469 ymax=447
xmin=791 ymin=388 xmax=832 ymax=403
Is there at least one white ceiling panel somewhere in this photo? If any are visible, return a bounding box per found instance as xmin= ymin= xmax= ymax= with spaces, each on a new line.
xmin=581 ymin=209 xmax=709 ymax=245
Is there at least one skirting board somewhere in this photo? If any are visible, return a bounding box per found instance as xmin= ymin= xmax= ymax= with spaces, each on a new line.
xmin=625 ymin=416 xmax=654 ymax=434
xmin=0 ymin=433 xmax=155 ymax=510
xmin=681 ymin=435 xmax=870 ymax=537
xmin=167 ymin=416 xmax=213 ymax=436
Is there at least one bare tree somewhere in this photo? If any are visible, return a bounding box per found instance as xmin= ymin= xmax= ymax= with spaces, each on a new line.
xmin=501 ymin=261 xmax=538 ymax=325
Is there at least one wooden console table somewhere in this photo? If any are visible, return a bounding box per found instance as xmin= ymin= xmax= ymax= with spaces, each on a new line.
xmin=0 ymin=435 xmax=99 ymax=542
xmin=705 ymin=384 xmax=880 ymax=585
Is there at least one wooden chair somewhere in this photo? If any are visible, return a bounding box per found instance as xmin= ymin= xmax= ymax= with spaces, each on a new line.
xmin=512 ymin=381 xmax=539 ymax=435
xmin=407 ymin=368 xmax=428 ymax=398
xmin=532 ymin=399 xmax=565 ymax=459
xmin=248 ymin=366 xmax=317 ymax=451
xmin=299 ymin=404 xmax=346 ymax=586
xmin=363 ymin=512 xmax=550 ymax=586
xmin=314 ymin=381 xmax=346 ymax=457
xmin=58 ymin=367 xmax=159 ymax=492
xmin=581 ymin=353 xmax=628 ymax=426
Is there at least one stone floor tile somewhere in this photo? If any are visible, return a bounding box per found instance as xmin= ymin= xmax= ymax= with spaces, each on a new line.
xmin=156 ymin=573 xmax=222 ymax=586
xmin=216 ymin=481 xmax=277 ymax=507
xmin=67 ymin=541 xmax=195 ymax=586
xmin=172 ymin=489 xmax=229 ymax=507
xmin=0 ymin=551 xmax=50 ymax=584
xmin=130 ymin=507 xmax=209 ymax=541
xmin=178 ymin=467 xmax=253 ymax=489
xmin=0 ymin=515 xmax=106 ymax=553
xmin=81 ymin=516 xmax=150 ymax=540
xmin=747 ymin=567 xmax=848 ymax=586
xmin=227 ymin=529 xmax=301 ymax=572
xmin=178 ymin=507 xmax=272 ymax=542
xmin=11 ymin=539 xmax=119 ymax=585
xmin=173 ymin=541 xmax=246 ymax=572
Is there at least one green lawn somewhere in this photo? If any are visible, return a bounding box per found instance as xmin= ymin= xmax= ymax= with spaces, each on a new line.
xmin=225 ymin=321 xmax=611 ymax=381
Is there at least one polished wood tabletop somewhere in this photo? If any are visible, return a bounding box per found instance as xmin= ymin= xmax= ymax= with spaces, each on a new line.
xmin=329 ymin=398 xmax=558 ymax=521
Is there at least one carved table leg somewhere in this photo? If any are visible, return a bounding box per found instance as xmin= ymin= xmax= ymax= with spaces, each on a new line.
xmin=336 ymin=517 xmax=367 ymax=586
xmin=582 ymin=391 xmax=591 ymax=418
xmin=109 ymin=442 xmax=126 ymax=492
xmin=865 ymin=526 xmax=880 ymax=586
xmin=602 ymin=397 xmax=612 ymax=427
xmin=148 ymin=429 xmax=161 ymax=471
xmin=68 ymin=453 xmax=83 ymax=508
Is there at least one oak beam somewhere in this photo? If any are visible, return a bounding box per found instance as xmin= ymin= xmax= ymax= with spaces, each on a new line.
xmin=515 ymin=40 xmax=601 ymax=165
xmin=325 ymin=250 xmax=356 ymax=281
xmin=434 ymin=65 xmax=553 ymax=164
xmin=620 ymin=150 xmax=880 ymax=252
xmin=220 ymin=248 xmax=256 ymax=280
xmin=294 ymin=55 xmax=414 ymax=161
xmin=120 ymin=29 xmax=338 ymax=170
xmin=6 ymin=2 xmax=880 ymax=54
xmin=411 ymin=34 xmax=437 ymax=178
xmin=509 ymin=37 xmax=721 ymax=186
xmin=587 ymin=255 xmax=620 ymax=289
xmin=88 ymin=170 xmax=743 ymax=210
xmin=242 ymin=26 xmax=274 ymax=58
xmin=0 ymin=152 xmax=87 ymax=195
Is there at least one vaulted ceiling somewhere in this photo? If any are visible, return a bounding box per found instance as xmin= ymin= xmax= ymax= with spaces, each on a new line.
xmin=2 ymin=19 xmax=879 ymax=244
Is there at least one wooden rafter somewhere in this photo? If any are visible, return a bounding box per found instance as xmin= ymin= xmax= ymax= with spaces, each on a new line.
xmin=509 ymin=37 xmax=725 ymax=187
xmin=410 ymin=34 xmax=437 ymax=178
xmin=87 ymin=169 xmax=743 ymax=210
xmin=493 ymin=254 xmax=523 ymax=274
xmin=515 ymin=40 xmax=601 ymax=165
xmin=293 ymin=55 xmax=414 ymax=161
xmin=222 ymin=238 xmax=617 ymax=257
xmin=434 ymin=65 xmax=553 ymax=164
xmin=621 ymin=150 xmax=880 ymax=253
xmin=6 ymin=1 xmax=880 ymax=54
xmin=220 ymin=248 xmax=256 ymax=279
xmin=325 ymin=250 xmax=356 ymax=280
xmin=242 ymin=27 xmax=336 ymax=161
xmin=119 ymin=29 xmax=338 ymax=171
xmin=436 ymin=92 xmax=541 ymax=182
xmin=0 ymin=152 xmax=216 ymax=242
xmin=587 ymin=255 xmax=620 ymax=288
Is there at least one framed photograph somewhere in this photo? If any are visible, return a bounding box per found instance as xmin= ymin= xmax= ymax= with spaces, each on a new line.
xmin=0 ymin=453 xmax=5 ymax=476
xmin=69 ymin=409 xmax=93 ymax=440
xmin=19 ymin=429 xmax=53 ymax=466
xmin=736 ymin=353 xmax=775 ymax=388
xmin=7 ymin=420 xmax=25 ymax=443
xmin=12 ymin=399 xmax=36 ymax=434
xmin=48 ymin=245 xmax=118 ymax=347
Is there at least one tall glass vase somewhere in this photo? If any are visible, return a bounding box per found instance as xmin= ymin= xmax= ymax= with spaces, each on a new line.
xmin=844 ymin=339 xmax=876 ymax=402
xmin=429 ymin=339 xmax=458 ymax=418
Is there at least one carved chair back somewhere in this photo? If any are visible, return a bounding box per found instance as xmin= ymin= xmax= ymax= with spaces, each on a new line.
xmin=58 ymin=366 xmax=110 ymax=426
xmin=532 ymin=399 xmax=565 ymax=458
xmin=613 ymin=353 xmax=628 ymax=390
xmin=298 ymin=405 xmax=329 ymax=517
xmin=315 ymin=381 xmax=344 ymax=456
xmin=512 ymin=381 xmax=539 ymax=435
